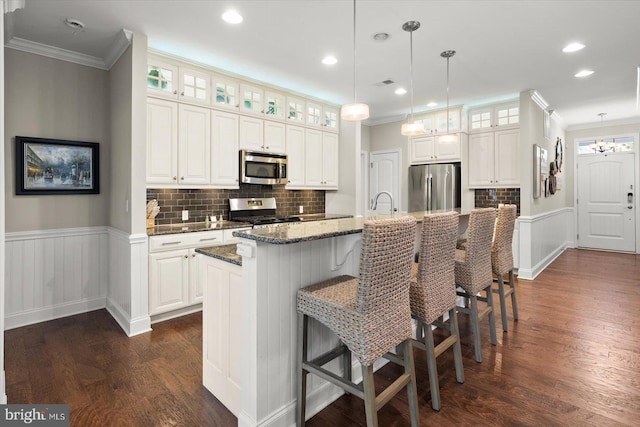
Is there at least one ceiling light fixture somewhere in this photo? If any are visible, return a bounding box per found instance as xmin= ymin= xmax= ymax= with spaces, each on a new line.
xmin=427 ymin=102 xmax=438 ymax=107
xmin=322 ymin=55 xmax=338 ymax=65
xmin=439 ymin=50 xmax=458 ymax=144
xmin=341 ymin=0 xmax=369 ymax=121
xmin=575 ymin=69 xmax=594 ymax=78
xmin=400 ymin=21 xmax=425 ymax=136
xmin=373 ymin=32 xmax=390 ymax=41
xmin=562 ymin=42 xmax=585 ymax=53
xmin=394 ymin=88 xmax=407 ymax=95
xmin=222 ymin=10 xmax=243 ymax=24
xmin=589 ymin=112 xmax=616 ymax=153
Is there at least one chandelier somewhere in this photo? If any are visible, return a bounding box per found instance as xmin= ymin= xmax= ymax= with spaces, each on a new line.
xmin=589 ymin=113 xmax=616 ymax=153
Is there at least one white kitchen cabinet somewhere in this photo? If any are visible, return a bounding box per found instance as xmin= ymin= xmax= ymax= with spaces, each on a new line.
xmin=287 ymin=96 xmax=305 ymax=124
xmin=263 ymin=121 xmax=286 ymax=153
xmin=469 ymin=102 xmax=519 ymax=133
xmin=147 ymin=58 xmax=179 ymax=99
xmin=239 ymin=83 xmax=264 ymax=116
xmin=468 ymin=128 xmax=519 ymax=187
xmin=239 ymin=116 xmax=264 ymax=151
xmin=409 ymin=134 xmax=461 ymax=164
xmin=147 ymin=98 xmax=178 ymax=184
xmin=285 ymin=125 xmax=305 ymax=187
xmin=146 ymin=100 xmax=210 ymax=186
xmin=304 ymin=129 xmax=338 ymax=189
xmin=149 ymin=249 xmax=190 ymax=315
xmin=178 ymin=104 xmax=211 ymax=185
xmin=202 ymin=255 xmax=243 ymax=416
xmin=178 ymin=67 xmax=211 ymax=106
xmin=149 ymin=229 xmax=234 ymax=318
xmin=264 ymin=90 xmax=286 ymax=121
xmin=211 ymin=110 xmax=240 ymax=187
xmin=414 ymin=107 xmax=462 ymax=135
xmin=323 ymin=105 xmax=340 ymax=132
xmin=213 ymin=74 xmax=240 ymax=111
xmin=306 ymin=101 xmax=323 ymax=128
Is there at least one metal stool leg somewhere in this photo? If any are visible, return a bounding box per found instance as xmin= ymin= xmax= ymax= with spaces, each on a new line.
xmin=509 ymin=269 xmax=519 ymax=320
xmin=423 ymin=323 xmax=441 ymax=411
xmin=449 ymin=308 xmax=465 ymax=384
xmin=296 ymin=313 xmax=308 ymax=427
xmin=496 ymin=274 xmax=509 ymax=332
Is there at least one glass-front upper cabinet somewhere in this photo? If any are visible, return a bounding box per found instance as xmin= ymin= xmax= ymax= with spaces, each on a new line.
xmin=213 ymin=74 xmax=239 ymax=111
xmin=434 ymin=108 xmax=461 ymax=133
xmin=495 ymin=104 xmax=519 ymax=127
xmin=469 ymin=106 xmax=493 ymax=131
xmin=147 ymin=59 xmax=178 ymax=99
xmin=179 ymin=67 xmax=210 ymax=105
xmin=469 ymin=102 xmax=519 ymax=132
xmin=306 ymin=101 xmax=323 ymax=127
xmin=240 ymin=84 xmax=264 ymax=115
xmin=287 ymin=96 xmax=305 ymax=123
xmin=323 ymin=105 xmax=339 ymax=132
xmin=265 ymin=91 xmax=286 ymax=120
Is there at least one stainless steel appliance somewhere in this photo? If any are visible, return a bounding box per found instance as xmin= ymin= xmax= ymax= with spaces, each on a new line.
xmin=240 ymin=150 xmax=288 ymax=185
xmin=408 ymin=163 xmax=461 ymax=211
xmin=228 ymin=197 xmax=301 ymax=227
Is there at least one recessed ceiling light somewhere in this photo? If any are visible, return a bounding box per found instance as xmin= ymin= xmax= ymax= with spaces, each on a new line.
xmin=64 ymin=18 xmax=85 ymax=30
xmin=575 ymin=69 xmax=594 ymax=78
xmin=427 ymin=102 xmax=438 ymax=107
xmin=373 ymin=32 xmax=390 ymax=41
xmin=222 ymin=10 xmax=243 ymax=24
xmin=394 ymin=88 xmax=407 ymax=95
xmin=562 ymin=42 xmax=585 ymax=53
xmin=322 ymin=56 xmax=338 ymax=65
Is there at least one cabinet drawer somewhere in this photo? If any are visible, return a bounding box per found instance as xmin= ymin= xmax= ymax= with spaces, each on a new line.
xmin=149 ymin=230 xmax=224 ymax=252
xmin=224 ymin=227 xmax=252 ymax=244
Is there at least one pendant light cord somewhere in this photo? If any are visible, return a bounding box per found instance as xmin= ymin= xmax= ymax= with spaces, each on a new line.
xmin=352 ymin=0 xmax=357 ymax=104
xmin=446 ymin=55 xmax=450 ymax=134
xmin=409 ymin=30 xmax=414 ymax=122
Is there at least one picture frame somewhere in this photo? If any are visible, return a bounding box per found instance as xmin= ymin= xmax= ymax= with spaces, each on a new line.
xmin=533 ymin=144 xmax=541 ymax=199
xmin=15 ymin=136 xmax=100 ymax=195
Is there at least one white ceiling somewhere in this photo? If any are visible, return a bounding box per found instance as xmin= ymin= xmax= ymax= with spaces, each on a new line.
xmin=5 ymin=0 xmax=640 ymax=128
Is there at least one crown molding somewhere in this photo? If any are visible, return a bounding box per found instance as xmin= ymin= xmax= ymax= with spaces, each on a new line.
xmin=565 ymin=116 xmax=640 ymax=132
xmin=103 ymin=29 xmax=133 ymax=70
xmin=5 ymin=37 xmax=107 ymax=69
xmin=5 ymin=30 xmax=132 ymax=71
xmin=4 ymin=0 xmax=25 ymax=14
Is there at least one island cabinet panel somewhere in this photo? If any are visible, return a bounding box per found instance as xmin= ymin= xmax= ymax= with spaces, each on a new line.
xmin=202 ymin=256 xmax=243 ymax=416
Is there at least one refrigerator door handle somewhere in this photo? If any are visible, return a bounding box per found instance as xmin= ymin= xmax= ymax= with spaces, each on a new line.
xmin=427 ymin=174 xmax=432 ymax=211
xmin=444 ymin=167 xmax=451 ymax=210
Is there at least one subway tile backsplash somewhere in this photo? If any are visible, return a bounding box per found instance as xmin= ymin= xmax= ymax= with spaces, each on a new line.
xmin=147 ymin=185 xmax=325 ymax=225
xmin=474 ymin=188 xmax=520 ymax=216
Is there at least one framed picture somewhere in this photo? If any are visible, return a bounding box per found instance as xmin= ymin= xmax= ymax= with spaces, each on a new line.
xmin=15 ymin=136 xmax=99 ymax=195
xmin=533 ymin=144 xmax=541 ymax=199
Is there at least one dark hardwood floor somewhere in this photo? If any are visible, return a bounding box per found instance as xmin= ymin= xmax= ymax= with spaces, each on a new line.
xmin=5 ymin=248 xmax=640 ymax=426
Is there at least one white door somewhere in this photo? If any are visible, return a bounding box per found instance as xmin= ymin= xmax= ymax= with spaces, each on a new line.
xmin=577 ymin=152 xmax=635 ymax=252
xmin=370 ymin=151 xmax=399 ymax=214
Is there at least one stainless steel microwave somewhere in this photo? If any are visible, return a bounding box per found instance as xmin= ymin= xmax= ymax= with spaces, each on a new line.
xmin=239 ymin=150 xmax=288 ymax=185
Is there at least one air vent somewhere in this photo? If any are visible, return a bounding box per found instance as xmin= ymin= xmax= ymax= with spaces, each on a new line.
xmin=374 ymin=79 xmax=395 ymax=87
xmin=64 ymin=18 xmax=85 ymax=30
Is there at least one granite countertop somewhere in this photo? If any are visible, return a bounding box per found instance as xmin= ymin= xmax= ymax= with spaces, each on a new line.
xmin=196 ymin=244 xmax=242 ymax=266
xmin=233 ymin=209 xmax=462 ymax=245
xmin=147 ymin=220 xmax=251 ymax=236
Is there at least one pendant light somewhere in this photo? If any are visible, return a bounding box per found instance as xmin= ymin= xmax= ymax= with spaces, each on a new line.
xmin=589 ymin=112 xmax=616 ymax=153
xmin=341 ymin=0 xmax=369 ymax=121
xmin=400 ymin=21 xmax=425 ymax=136
xmin=439 ymin=50 xmax=458 ymax=144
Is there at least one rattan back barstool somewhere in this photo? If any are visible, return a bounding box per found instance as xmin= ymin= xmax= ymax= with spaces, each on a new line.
xmin=410 ymin=212 xmax=464 ymax=411
xmin=296 ymin=216 xmax=419 ymax=427
xmin=455 ymin=208 xmax=497 ymax=363
xmin=492 ymin=204 xmax=519 ymax=332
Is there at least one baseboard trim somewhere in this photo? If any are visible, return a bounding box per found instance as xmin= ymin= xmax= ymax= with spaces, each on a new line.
xmin=517 ymin=244 xmax=567 ymax=280
xmin=151 ymin=304 xmax=202 ymax=324
xmin=106 ymin=297 xmax=151 ymax=337
xmin=5 ymin=296 xmax=106 ymax=330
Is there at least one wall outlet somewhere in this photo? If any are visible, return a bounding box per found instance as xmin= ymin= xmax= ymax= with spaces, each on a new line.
xmin=299 ymin=205 xmax=304 ymax=214
xmin=182 ymin=210 xmax=189 ymax=221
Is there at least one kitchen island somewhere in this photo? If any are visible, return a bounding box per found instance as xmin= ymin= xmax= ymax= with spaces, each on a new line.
xmin=204 ymin=211 xmax=464 ymax=427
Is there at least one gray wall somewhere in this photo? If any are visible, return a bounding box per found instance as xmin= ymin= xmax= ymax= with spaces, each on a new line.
xmin=108 ymin=46 xmax=133 ymax=233
xmin=4 ymin=49 xmax=110 ymax=232
xmin=369 ymin=120 xmax=409 ymax=212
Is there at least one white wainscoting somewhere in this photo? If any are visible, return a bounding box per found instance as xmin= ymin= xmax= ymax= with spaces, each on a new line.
xmin=5 ymin=227 xmax=109 ymax=330
xmin=517 ymin=207 xmax=574 ymax=280
xmin=5 ymin=226 xmax=151 ymax=336
xmin=106 ymin=228 xmax=151 ymax=337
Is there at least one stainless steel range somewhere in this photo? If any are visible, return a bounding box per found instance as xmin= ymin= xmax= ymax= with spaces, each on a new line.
xmin=228 ymin=197 xmax=301 ymax=227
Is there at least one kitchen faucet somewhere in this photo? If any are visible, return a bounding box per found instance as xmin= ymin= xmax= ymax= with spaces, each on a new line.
xmin=371 ymin=191 xmax=394 ymax=215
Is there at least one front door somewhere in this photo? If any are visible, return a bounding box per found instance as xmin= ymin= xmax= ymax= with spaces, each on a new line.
xmin=370 ymin=150 xmax=399 ymax=214
xmin=577 ymin=152 xmax=635 ymax=252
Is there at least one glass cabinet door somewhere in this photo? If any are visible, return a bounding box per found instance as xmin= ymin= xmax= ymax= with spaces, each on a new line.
xmin=240 ymin=84 xmax=264 ymax=115
xmin=287 ymin=96 xmax=305 ymax=123
xmin=469 ymin=107 xmax=493 ymax=131
xmin=147 ymin=60 xmax=178 ymax=98
xmin=179 ymin=68 xmax=210 ymax=105
xmin=323 ymin=105 xmax=339 ymax=131
xmin=213 ymin=75 xmax=239 ymax=110
xmin=306 ymin=101 xmax=323 ymax=127
xmin=265 ymin=91 xmax=286 ymax=120
xmin=495 ymin=104 xmax=519 ymax=127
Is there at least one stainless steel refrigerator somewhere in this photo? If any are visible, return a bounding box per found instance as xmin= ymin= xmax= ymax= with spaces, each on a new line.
xmin=408 ymin=163 xmax=461 ymax=212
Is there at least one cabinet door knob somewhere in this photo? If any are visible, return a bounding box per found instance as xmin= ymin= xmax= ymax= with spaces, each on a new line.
xmin=184 ymin=255 xmax=188 ymax=259
xmin=180 ymin=91 xmax=184 ymax=96
xmin=173 ymin=90 xmax=178 ymax=95
xmin=191 ymin=253 xmax=196 ymax=258
xmin=261 ymin=110 xmax=265 ymax=114
xmin=265 ymin=146 xmax=269 ymax=150
xmin=235 ymin=179 xmax=239 ymax=182
xmin=173 ymin=176 xmax=177 ymax=181
xmin=181 ymin=176 xmax=185 ymax=180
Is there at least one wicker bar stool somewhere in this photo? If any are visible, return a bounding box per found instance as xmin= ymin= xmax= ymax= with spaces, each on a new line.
xmin=410 ymin=212 xmax=464 ymax=411
xmin=296 ymin=216 xmax=419 ymax=427
xmin=492 ymin=204 xmax=519 ymax=332
xmin=455 ymin=208 xmax=497 ymax=363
